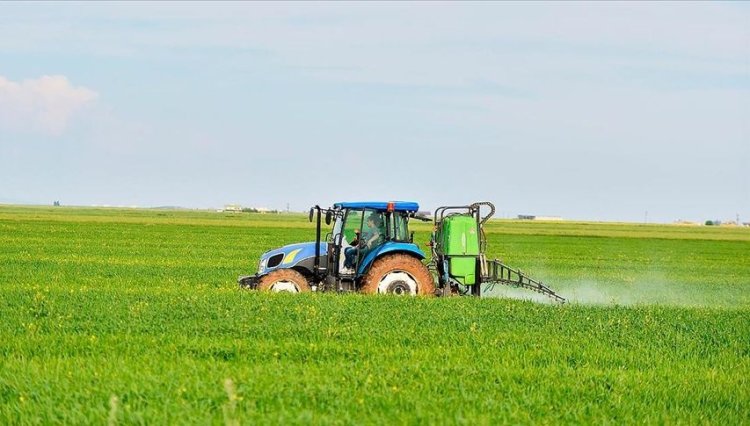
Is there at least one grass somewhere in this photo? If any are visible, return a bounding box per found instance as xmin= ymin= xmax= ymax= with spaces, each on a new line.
xmin=1 ymin=205 xmax=748 ymax=424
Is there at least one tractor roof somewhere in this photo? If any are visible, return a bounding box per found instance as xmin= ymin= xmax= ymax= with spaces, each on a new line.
xmin=333 ymin=201 xmax=419 ymax=212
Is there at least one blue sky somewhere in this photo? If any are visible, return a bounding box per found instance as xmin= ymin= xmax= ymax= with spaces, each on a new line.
xmin=1 ymin=2 xmax=748 ymax=222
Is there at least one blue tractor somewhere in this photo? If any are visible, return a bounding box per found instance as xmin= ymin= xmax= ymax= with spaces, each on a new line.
xmin=238 ymin=201 xmax=435 ymax=295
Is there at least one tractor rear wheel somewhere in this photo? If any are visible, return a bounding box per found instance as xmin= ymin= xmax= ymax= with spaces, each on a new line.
xmin=257 ymin=269 xmax=311 ymax=293
xmin=360 ymin=254 xmax=435 ymax=296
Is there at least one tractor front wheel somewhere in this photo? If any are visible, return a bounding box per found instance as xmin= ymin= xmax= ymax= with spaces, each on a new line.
xmin=257 ymin=269 xmax=311 ymax=293
xmin=360 ymin=254 xmax=435 ymax=296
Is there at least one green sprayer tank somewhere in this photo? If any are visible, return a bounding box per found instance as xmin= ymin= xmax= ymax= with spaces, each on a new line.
xmin=440 ymin=215 xmax=479 ymax=285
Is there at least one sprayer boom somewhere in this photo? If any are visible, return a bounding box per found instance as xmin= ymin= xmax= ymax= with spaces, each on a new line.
xmin=482 ymin=258 xmax=566 ymax=303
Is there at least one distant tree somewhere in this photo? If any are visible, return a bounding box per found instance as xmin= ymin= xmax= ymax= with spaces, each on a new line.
xmin=705 ymin=220 xmax=714 ymax=226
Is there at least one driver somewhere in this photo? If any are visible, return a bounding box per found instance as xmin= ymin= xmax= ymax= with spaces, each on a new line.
xmin=343 ymin=229 xmax=361 ymax=270
xmin=343 ymin=213 xmax=384 ymax=270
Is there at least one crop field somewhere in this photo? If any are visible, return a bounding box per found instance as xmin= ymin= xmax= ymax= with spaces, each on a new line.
xmin=1 ymin=206 xmax=749 ymax=424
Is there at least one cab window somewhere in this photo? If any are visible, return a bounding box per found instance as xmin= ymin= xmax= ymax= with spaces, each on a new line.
xmin=361 ymin=209 xmax=386 ymax=249
xmin=342 ymin=209 xmax=363 ymax=246
xmin=390 ymin=212 xmax=410 ymax=242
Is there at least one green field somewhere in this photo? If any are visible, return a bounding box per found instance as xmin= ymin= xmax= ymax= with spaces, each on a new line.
xmin=1 ymin=206 xmax=749 ymax=424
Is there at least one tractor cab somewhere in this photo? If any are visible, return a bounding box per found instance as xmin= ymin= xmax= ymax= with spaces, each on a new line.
xmin=326 ymin=202 xmax=423 ymax=281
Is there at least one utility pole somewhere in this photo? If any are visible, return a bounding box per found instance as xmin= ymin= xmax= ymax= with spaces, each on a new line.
xmin=286 ymin=203 xmax=290 ymax=213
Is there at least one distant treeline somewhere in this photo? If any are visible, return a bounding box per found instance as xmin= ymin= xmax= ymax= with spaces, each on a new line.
xmin=241 ymin=208 xmax=281 ymax=214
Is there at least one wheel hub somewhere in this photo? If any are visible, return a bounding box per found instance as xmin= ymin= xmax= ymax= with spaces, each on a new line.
xmin=377 ymin=271 xmax=417 ymax=295
xmin=387 ymin=280 xmax=411 ymax=295
xmin=271 ymin=280 xmax=299 ymax=293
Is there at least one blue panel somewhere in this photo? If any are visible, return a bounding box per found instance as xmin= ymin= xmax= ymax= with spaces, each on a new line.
xmin=333 ymin=201 xmax=419 ymax=212
xmin=357 ymin=241 xmax=426 ymax=274
xmin=259 ymin=241 xmax=327 ymax=274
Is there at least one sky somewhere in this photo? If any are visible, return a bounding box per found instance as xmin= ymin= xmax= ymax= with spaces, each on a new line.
xmin=0 ymin=2 xmax=748 ymax=223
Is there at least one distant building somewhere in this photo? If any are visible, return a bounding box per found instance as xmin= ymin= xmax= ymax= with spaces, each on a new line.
xmin=517 ymin=215 xmax=563 ymax=221
xmin=224 ymin=204 xmax=242 ymax=212
xmin=674 ymin=220 xmax=700 ymax=226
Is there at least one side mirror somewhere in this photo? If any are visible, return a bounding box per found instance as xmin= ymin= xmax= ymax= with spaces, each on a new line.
xmin=308 ymin=207 xmax=314 ymax=223
xmin=325 ymin=210 xmax=333 ymax=225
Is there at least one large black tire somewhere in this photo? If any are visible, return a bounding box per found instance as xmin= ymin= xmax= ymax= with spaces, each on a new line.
xmin=360 ymin=254 xmax=435 ymax=296
xmin=257 ymin=269 xmax=311 ymax=293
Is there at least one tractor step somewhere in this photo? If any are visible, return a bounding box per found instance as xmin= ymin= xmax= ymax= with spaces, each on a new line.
xmin=482 ymin=259 xmax=566 ymax=304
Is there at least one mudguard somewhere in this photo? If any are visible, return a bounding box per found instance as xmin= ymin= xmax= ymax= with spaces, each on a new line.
xmin=357 ymin=241 xmax=426 ymax=275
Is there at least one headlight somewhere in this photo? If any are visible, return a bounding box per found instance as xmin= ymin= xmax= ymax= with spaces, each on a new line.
xmin=258 ymin=258 xmax=267 ymax=274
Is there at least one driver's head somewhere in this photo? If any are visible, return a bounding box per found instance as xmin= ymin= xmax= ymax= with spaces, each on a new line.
xmin=367 ymin=213 xmax=383 ymax=228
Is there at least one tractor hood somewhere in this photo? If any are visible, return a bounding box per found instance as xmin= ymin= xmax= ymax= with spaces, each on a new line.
xmin=258 ymin=242 xmax=327 ymax=274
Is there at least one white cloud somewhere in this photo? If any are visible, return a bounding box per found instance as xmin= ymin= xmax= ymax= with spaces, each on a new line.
xmin=0 ymin=75 xmax=98 ymax=135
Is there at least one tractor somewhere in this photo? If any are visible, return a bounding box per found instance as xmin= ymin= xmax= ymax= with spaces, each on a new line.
xmin=238 ymin=201 xmax=565 ymax=302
